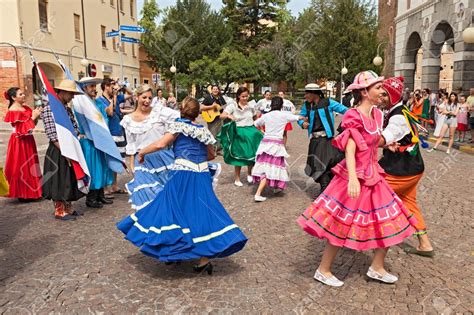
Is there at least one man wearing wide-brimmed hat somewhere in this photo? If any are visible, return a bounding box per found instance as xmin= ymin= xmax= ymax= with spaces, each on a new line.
xmin=73 ymin=77 xmax=114 ymax=209
xmin=298 ymin=83 xmax=348 ymax=193
xmin=41 ymin=79 xmax=85 ymax=221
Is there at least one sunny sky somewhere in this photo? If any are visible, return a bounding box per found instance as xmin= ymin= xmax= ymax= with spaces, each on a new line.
xmin=136 ymin=0 xmax=312 ymax=19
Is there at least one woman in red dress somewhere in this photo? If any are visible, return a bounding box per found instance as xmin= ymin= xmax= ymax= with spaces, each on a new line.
xmin=3 ymin=87 xmax=43 ymax=200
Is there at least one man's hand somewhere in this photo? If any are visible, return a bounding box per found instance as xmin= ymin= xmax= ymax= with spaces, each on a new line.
xmin=302 ymin=122 xmax=309 ymax=129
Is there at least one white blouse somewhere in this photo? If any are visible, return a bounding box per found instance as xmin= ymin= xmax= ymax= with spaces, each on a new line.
xmin=120 ymin=106 xmax=180 ymax=155
xmin=254 ymin=111 xmax=300 ymax=139
xmin=224 ymin=101 xmax=258 ymax=127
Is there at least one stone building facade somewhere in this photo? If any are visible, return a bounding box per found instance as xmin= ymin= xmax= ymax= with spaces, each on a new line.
xmin=378 ymin=0 xmax=399 ymax=78
xmin=393 ymin=0 xmax=474 ymax=93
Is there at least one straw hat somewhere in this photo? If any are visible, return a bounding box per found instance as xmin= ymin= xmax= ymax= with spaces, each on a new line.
xmin=347 ymin=71 xmax=384 ymax=91
xmin=77 ymin=77 xmax=102 ymax=86
xmin=54 ymin=79 xmax=83 ymax=94
xmin=304 ymin=83 xmax=324 ymax=97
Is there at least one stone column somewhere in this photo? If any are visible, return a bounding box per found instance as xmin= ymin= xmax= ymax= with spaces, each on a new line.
xmin=395 ymin=63 xmax=416 ymax=91
xmin=453 ymin=42 xmax=474 ymax=93
xmin=421 ymin=55 xmax=441 ymax=93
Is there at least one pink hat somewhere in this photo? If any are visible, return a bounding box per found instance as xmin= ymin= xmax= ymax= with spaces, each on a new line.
xmin=383 ymin=76 xmax=404 ymax=106
xmin=347 ymin=70 xmax=384 ymax=91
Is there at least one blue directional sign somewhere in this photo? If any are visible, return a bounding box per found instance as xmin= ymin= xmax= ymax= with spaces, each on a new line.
xmin=106 ymin=31 xmax=120 ymax=37
xmin=119 ymin=25 xmax=145 ymax=33
xmin=120 ymin=36 xmax=140 ymax=44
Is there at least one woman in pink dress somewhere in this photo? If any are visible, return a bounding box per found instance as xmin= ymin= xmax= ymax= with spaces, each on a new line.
xmin=3 ymin=87 xmax=43 ymax=200
xmin=297 ymin=71 xmax=417 ymax=287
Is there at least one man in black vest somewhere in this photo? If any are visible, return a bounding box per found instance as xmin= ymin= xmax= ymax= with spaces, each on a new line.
xmin=298 ymin=84 xmax=348 ymax=192
xmin=378 ymin=76 xmax=434 ymax=257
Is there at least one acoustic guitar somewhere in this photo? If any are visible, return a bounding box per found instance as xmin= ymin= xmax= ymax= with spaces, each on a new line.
xmin=201 ymin=103 xmax=223 ymax=123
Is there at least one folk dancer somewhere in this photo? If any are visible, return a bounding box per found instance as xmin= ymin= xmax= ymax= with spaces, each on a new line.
xmin=378 ymin=76 xmax=434 ymax=257
xmin=298 ymin=83 xmax=348 ymax=193
xmin=117 ymin=97 xmax=247 ymax=274
xmin=297 ymin=71 xmax=417 ymax=287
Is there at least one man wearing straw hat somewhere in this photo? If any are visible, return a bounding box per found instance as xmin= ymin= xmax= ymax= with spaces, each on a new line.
xmin=298 ymin=83 xmax=348 ymax=193
xmin=74 ymin=77 xmax=114 ymax=209
xmin=41 ymin=79 xmax=85 ymax=221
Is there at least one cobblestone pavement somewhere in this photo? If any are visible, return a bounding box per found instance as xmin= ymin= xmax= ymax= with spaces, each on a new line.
xmin=0 ymin=127 xmax=473 ymax=314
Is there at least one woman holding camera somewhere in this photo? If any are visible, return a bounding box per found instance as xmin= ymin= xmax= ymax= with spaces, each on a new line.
xmin=428 ymin=92 xmax=460 ymax=154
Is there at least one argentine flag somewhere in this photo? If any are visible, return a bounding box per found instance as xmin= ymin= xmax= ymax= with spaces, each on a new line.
xmin=58 ymin=59 xmax=125 ymax=174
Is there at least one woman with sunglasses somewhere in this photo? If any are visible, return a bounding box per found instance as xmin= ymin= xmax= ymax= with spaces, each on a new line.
xmin=120 ymin=84 xmax=180 ymax=211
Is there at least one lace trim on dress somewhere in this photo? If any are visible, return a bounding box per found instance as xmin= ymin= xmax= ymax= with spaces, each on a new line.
xmin=167 ymin=121 xmax=216 ymax=145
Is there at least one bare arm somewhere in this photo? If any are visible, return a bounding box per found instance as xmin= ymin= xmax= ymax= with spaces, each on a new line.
xmin=130 ymin=154 xmax=135 ymax=173
xmin=345 ymin=138 xmax=360 ymax=199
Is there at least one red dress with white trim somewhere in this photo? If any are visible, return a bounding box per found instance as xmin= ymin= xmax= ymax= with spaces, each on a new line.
xmin=4 ymin=106 xmax=42 ymax=199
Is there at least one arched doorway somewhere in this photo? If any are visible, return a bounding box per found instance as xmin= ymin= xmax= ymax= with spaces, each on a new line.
xmin=32 ymin=62 xmax=64 ymax=93
xmin=422 ymin=21 xmax=455 ymax=93
xmin=402 ymin=32 xmax=423 ymax=91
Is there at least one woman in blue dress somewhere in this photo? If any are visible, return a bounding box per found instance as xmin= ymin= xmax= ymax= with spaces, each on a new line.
xmin=117 ymin=97 xmax=248 ymax=274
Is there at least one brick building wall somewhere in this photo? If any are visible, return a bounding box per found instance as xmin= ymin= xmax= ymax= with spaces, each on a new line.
xmin=377 ymin=0 xmax=398 ymax=77
xmin=0 ymin=47 xmax=33 ymax=120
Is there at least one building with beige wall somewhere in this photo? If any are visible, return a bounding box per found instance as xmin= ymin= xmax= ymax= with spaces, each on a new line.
xmin=0 ymin=0 xmax=140 ymax=117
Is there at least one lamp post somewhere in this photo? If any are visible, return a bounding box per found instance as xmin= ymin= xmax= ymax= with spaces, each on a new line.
xmin=463 ymin=14 xmax=474 ymax=43
xmin=340 ymin=59 xmax=348 ymax=102
xmin=170 ymin=57 xmax=177 ymax=99
xmin=373 ymin=43 xmax=383 ymax=67
xmin=69 ymin=45 xmax=89 ymax=76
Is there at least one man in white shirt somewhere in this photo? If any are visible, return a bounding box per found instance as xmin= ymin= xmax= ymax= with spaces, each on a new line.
xmin=151 ymin=88 xmax=167 ymax=109
xmin=378 ymin=76 xmax=434 ymax=258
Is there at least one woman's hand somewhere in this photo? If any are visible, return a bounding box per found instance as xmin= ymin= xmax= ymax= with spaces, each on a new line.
xmin=348 ymin=177 xmax=361 ymax=199
xmin=32 ymin=107 xmax=42 ymax=120
xmin=387 ymin=142 xmax=400 ymax=152
xmin=228 ymin=114 xmax=236 ymax=121
xmin=137 ymin=152 xmax=145 ymax=164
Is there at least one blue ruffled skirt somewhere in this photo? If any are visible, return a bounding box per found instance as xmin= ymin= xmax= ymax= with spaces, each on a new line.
xmin=126 ymin=149 xmax=175 ymax=211
xmin=117 ymin=167 xmax=247 ymax=262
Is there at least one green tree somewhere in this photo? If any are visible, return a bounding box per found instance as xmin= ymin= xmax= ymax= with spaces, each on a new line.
xmin=304 ymin=0 xmax=380 ymax=82
xmin=140 ymin=0 xmax=232 ymax=82
xmin=222 ymin=0 xmax=288 ymax=53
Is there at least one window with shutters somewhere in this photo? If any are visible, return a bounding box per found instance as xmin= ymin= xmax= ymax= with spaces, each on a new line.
xmin=74 ymin=14 xmax=81 ymax=40
xmin=39 ymin=0 xmax=48 ymax=31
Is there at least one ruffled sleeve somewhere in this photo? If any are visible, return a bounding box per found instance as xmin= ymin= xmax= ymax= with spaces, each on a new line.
xmin=331 ymin=109 xmax=368 ymax=152
xmin=4 ymin=107 xmax=36 ymax=136
xmin=167 ymin=121 xmax=216 ymax=145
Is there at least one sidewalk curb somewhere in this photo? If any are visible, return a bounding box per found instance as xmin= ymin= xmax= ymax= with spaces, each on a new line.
xmin=427 ymin=137 xmax=474 ymax=155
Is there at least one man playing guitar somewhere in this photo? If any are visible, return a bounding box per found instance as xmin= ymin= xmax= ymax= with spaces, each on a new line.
xmin=201 ymin=85 xmax=227 ymax=153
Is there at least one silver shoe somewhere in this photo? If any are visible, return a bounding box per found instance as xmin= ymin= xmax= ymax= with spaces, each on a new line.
xmin=366 ymin=267 xmax=398 ymax=284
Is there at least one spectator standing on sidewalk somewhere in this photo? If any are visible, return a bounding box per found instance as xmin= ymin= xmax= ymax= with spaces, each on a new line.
xmin=428 ymin=92 xmax=460 ymax=154
xmin=467 ymin=88 xmax=474 ymax=143
xmin=456 ymin=95 xmax=469 ymax=142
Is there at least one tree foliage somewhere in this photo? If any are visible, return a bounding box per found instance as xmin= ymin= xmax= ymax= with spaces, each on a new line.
xmin=140 ymin=0 xmax=232 ymax=79
xmin=222 ymin=0 xmax=288 ymax=53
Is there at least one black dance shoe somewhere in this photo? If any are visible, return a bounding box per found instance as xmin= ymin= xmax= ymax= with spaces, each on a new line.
xmin=193 ymin=262 xmax=213 ymax=275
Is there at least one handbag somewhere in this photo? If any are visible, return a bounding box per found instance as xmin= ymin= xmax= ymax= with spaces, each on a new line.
xmin=0 ymin=167 xmax=9 ymax=197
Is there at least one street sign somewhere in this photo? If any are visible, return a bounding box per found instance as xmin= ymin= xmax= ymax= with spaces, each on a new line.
xmin=106 ymin=31 xmax=119 ymax=37
xmin=88 ymin=64 xmax=97 ymax=77
xmin=120 ymin=36 xmax=140 ymax=44
xmin=152 ymin=73 xmax=160 ymax=84
xmin=119 ymin=25 xmax=145 ymax=33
